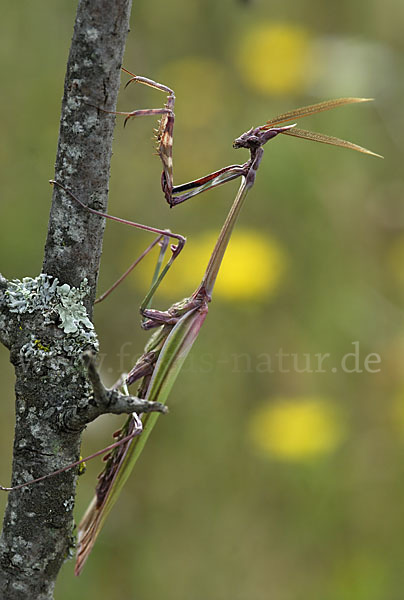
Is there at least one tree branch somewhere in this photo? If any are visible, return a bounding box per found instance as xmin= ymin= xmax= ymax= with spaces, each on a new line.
xmin=63 ymin=351 xmax=168 ymax=430
xmin=0 ymin=1 xmax=133 ymax=598
xmin=43 ymin=0 xmax=132 ymax=313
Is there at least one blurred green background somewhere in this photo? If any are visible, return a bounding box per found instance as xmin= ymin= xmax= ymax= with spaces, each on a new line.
xmin=1 ymin=1 xmax=403 ymax=598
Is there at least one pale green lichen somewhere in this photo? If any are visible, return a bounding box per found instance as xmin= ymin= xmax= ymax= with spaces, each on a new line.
xmin=56 ymin=282 xmax=92 ymax=333
xmin=6 ymin=274 xmax=94 ymax=333
xmin=6 ymin=274 xmax=98 ymax=369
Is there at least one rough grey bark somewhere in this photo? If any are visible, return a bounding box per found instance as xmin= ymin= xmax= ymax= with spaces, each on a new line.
xmin=0 ymin=1 xmax=134 ymax=598
xmin=43 ymin=0 xmax=134 ymax=312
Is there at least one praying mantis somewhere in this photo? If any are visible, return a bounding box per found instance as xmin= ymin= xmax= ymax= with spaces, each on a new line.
xmin=71 ymin=72 xmax=380 ymax=574
xmin=114 ymin=68 xmax=381 ymax=208
xmin=1 ymin=67 xmax=382 ymax=576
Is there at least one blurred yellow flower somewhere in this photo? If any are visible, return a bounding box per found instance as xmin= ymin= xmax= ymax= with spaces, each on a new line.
xmin=128 ymin=229 xmax=286 ymax=302
xmin=248 ymin=397 xmax=344 ymax=461
xmin=236 ymin=22 xmax=313 ymax=95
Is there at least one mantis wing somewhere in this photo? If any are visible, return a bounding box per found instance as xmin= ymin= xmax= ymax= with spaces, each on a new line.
xmin=262 ymin=97 xmax=382 ymax=158
xmin=280 ymin=127 xmax=383 ymax=157
xmin=264 ymin=97 xmax=374 ymax=127
xmin=75 ymin=303 xmax=208 ymax=575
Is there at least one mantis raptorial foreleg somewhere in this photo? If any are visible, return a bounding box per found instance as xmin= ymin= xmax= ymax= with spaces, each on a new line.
xmin=94 ymin=68 xmax=250 ymax=206
xmin=98 ymin=69 xmax=381 ymax=210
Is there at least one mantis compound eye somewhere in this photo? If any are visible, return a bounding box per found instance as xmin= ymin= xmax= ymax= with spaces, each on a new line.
xmin=233 ymin=136 xmax=249 ymax=149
